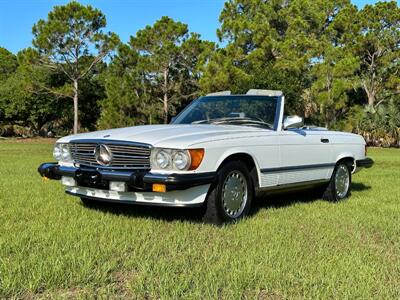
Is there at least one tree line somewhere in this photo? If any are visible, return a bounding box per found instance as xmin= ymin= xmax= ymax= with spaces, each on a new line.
xmin=0 ymin=0 xmax=399 ymax=146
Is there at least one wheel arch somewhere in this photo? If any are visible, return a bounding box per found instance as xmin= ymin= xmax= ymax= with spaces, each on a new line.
xmin=335 ymin=153 xmax=356 ymax=173
xmin=216 ymin=151 xmax=260 ymax=189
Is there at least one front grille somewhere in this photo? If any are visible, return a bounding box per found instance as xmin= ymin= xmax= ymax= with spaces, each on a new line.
xmin=70 ymin=140 xmax=151 ymax=169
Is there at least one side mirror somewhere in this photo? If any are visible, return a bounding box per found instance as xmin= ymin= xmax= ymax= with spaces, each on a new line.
xmin=283 ymin=115 xmax=304 ymax=129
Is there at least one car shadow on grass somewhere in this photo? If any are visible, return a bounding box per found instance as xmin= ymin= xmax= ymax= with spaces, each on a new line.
xmin=81 ymin=200 xmax=204 ymax=223
xmin=351 ymin=182 xmax=371 ymax=192
xmin=253 ymin=190 xmax=319 ymax=211
xmin=252 ymin=181 xmax=371 ymax=212
xmin=80 ymin=182 xmax=371 ymax=223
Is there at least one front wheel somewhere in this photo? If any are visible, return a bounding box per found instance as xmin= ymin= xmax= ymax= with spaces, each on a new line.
xmin=202 ymin=161 xmax=254 ymax=224
xmin=322 ymin=161 xmax=352 ymax=201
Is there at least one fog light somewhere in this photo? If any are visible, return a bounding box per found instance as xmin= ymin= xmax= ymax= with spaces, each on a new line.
xmin=61 ymin=176 xmax=76 ymax=187
xmin=152 ymin=184 xmax=166 ymax=193
xmin=110 ymin=181 xmax=127 ymax=192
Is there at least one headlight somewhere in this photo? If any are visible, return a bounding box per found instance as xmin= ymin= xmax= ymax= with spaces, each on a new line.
xmin=53 ymin=144 xmax=62 ymax=160
xmin=53 ymin=143 xmax=72 ymax=162
xmin=155 ymin=150 xmax=171 ymax=169
xmin=61 ymin=144 xmax=71 ymax=161
xmin=151 ymin=148 xmax=204 ymax=171
xmin=172 ymin=150 xmax=190 ymax=170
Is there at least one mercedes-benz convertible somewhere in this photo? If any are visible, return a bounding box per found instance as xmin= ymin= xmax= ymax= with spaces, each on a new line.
xmin=38 ymin=89 xmax=373 ymax=224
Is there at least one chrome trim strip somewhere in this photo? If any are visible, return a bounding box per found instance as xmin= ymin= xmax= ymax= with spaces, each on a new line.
xmin=206 ymin=90 xmax=231 ymax=96
xmin=75 ymin=164 xmax=150 ymax=170
xmin=246 ymin=89 xmax=283 ymax=96
xmin=261 ymin=163 xmax=335 ymax=173
xmin=69 ymin=139 xmax=152 ymax=149
xmin=257 ymin=179 xmax=329 ymax=192
xmin=273 ymin=95 xmax=283 ymax=131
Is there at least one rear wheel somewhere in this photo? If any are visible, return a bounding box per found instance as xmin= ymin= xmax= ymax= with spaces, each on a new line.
xmin=202 ymin=161 xmax=253 ymax=224
xmin=322 ymin=161 xmax=352 ymax=201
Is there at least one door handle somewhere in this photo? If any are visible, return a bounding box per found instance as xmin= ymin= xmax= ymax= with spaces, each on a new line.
xmin=320 ymin=138 xmax=329 ymax=143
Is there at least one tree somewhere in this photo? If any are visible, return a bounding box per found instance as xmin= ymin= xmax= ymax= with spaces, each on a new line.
xmin=211 ymin=0 xmax=354 ymax=114
xmin=305 ymin=3 xmax=360 ymax=127
xmin=0 ymin=47 xmax=19 ymax=126
xmin=199 ymin=45 xmax=252 ymax=94
xmin=173 ymin=33 xmax=215 ymax=113
xmin=0 ymin=50 xmax=65 ymax=134
xmin=129 ymin=16 xmax=212 ymax=123
xmin=31 ymin=1 xmax=119 ymax=134
xmin=353 ymin=1 xmax=400 ymax=108
xmin=98 ymin=16 xmax=214 ymax=128
xmin=0 ymin=47 xmax=18 ymax=81
xmin=97 ymin=44 xmax=156 ymax=129
xmin=98 ymin=17 xmax=214 ymax=128
xmin=0 ymin=47 xmax=107 ymax=136
xmin=309 ymin=46 xmax=359 ymax=127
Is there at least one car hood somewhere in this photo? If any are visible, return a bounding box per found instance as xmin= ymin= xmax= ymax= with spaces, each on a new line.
xmin=58 ymin=124 xmax=271 ymax=148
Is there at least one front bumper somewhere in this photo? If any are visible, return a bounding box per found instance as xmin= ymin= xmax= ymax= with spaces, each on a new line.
xmin=38 ymin=162 xmax=217 ymax=192
xmin=64 ymin=185 xmax=210 ymax=207
xmin=356 ymin=157 xmax=374 ymax=169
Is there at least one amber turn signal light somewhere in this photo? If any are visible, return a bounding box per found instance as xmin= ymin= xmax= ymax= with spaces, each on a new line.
xmin=152 ymin=183 xmax=166 ymax=193
xmin=188 ymin=149 xmax=205 ymax=170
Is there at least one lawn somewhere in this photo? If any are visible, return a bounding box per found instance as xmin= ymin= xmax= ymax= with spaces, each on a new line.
xmin=0 ymin=141 xmax=399 ymax=299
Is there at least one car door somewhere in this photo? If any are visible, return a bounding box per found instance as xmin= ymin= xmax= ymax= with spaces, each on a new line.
xmin=277 ymin=129 xmax=333 ymax=185
xmin=251 ymin=132 xmax=281 ymax=188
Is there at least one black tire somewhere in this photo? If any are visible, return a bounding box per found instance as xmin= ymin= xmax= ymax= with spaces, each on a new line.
xmin=202 ymin=161 xmax=254 ymax=224
xmin=322 ymin=161 xmax=352 ymax=202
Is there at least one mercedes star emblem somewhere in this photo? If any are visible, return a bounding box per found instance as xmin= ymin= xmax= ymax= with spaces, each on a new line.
xmin=94 ymin=144 xmax=112 ymax=166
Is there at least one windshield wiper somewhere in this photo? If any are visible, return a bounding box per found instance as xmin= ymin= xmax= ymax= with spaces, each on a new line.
xmin=192 ymin=117 xmax=273 ymax=129
xmin=191 ymin=119 xmax=213 ymax=124
xmin=213 ymin=118 xmax=273 ymax=129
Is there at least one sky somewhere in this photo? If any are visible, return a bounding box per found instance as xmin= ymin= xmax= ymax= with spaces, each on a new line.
xmin=0 ymin=0 xmax=393 ymax=54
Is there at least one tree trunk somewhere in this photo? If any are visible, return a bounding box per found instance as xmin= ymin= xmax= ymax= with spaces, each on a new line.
xmin=163 ymin=68 xmax=168 ymax=124
xmin=362 ymin=61 xmax=377 ymax=108
xmin=73 ymin=79 xmax=79 ymax=134
xmin=363 ymin=83 xmax=376 ymax=108
xmin=367 ymin=91 xmax=375 ymax=107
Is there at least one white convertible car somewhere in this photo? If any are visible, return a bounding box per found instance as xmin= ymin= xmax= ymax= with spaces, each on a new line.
xmin=38 ymin=90 xmax=373 ymax=224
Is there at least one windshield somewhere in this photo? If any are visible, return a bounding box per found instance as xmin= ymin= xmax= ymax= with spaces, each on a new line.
xmin=172 ymin=95 xmax=279 ymax=129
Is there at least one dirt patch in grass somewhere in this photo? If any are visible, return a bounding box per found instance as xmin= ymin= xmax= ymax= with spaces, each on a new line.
xmin=112 ymin=270 xmax=137 ymax=298
xmin=257 ymin=290 xmax=284 ymax=300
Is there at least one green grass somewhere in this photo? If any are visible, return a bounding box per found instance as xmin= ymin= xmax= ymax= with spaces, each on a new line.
xmin=0 ymin=142 xmax=399 ymax=299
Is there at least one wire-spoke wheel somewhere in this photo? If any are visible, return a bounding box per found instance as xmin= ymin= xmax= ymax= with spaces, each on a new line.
xmin=202 ymin=161 xmax=253 ymax=224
